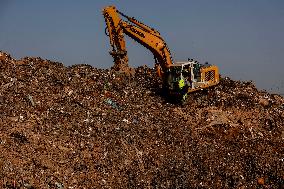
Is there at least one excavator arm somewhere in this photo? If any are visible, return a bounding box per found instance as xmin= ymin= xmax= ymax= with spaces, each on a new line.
xmin=103 ymin=6 xmax=173 ymax=76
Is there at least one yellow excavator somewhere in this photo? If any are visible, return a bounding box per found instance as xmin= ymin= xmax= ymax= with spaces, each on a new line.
xmin=102 ymin=5 xmax=219 ymax=102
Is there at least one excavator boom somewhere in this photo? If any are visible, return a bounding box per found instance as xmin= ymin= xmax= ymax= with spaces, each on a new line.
xmin=103 ymin=6 xmax=172 ymax=76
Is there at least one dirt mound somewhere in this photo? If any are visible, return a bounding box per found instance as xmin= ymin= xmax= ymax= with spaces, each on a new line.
xmin=0 ymin=51 xmax=283 ymax=188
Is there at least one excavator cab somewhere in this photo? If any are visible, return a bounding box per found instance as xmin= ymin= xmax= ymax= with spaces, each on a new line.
xmin=166 ymin=60 xmax=219 ymax=100
xmin=166 ymin=62 xmax=191 ymax=96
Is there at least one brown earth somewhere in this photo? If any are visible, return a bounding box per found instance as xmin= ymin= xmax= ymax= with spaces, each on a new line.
xmin=0 ymin=51 xmax=283 ymax=188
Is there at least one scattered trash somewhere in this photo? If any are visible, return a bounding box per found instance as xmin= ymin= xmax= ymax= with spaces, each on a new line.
xmin=0 ymin=51 xmax=283 ymax=188
xmin=55 ymin=182 xmax=64 ymax=189
xmin=10 ymin=131 xmax=29 ymax=144
xmin=257 ymin=177 xmax=265 ymax=185
xmin=259 ymin=98 xmax=270 ymax=107
xmin=27 ymin=94 xmax=35 ymax=106
xmin=122 ymin=118 xmax=131 ymax=124
xmin=105 ymin=98 xmax=121 ymax=110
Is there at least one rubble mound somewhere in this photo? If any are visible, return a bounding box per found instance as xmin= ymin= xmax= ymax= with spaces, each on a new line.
xmin=0 ymin=51 xmax=283 ymax=188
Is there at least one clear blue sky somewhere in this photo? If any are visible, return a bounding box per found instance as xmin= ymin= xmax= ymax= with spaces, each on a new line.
xmin=1 ymin=0 xmax=284 ymax=95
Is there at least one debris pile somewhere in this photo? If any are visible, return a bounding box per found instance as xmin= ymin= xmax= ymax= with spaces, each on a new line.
xmin=0 ymin=51 xmax=283 ymax=188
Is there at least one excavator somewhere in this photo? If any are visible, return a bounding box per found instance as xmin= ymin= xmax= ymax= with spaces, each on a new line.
xmin=102 ymin=5 xmax=219 ymax=102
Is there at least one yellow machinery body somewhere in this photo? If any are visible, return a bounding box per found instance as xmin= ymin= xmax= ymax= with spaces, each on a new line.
xmin=103 ymin=5 xmax=219 ymax=101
